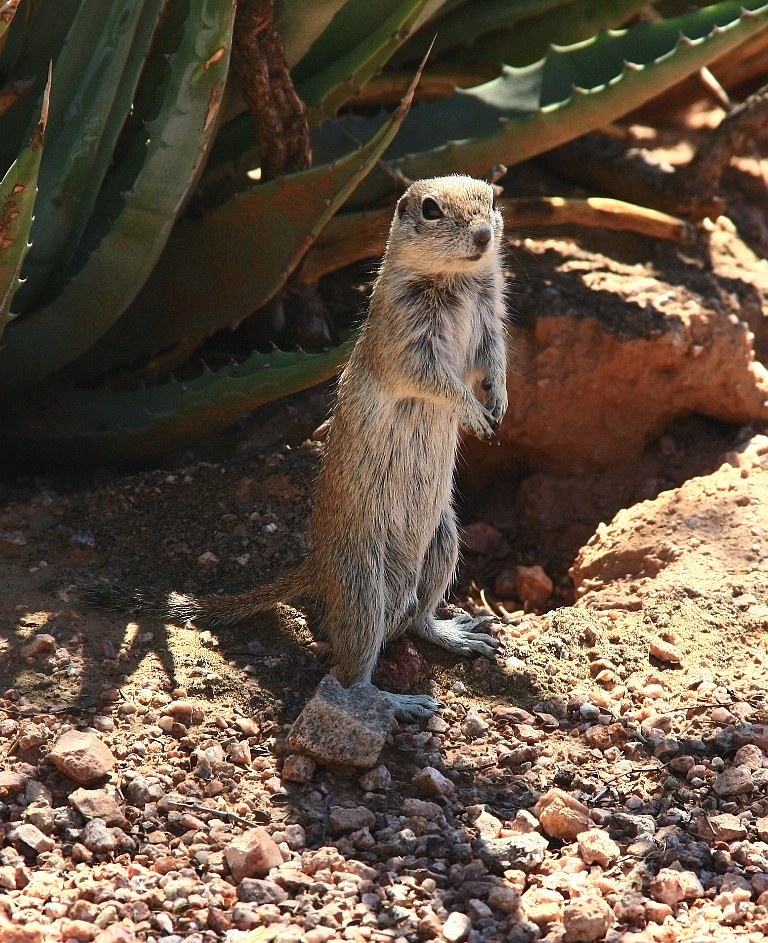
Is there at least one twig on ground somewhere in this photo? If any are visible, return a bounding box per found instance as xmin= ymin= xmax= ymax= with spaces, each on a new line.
xmin=165 ymin=798 xmax=270 ymax=828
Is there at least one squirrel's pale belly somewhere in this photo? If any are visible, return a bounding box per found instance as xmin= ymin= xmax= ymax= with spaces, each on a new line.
xmin=314 ymin=394 xmax=457 ymax=554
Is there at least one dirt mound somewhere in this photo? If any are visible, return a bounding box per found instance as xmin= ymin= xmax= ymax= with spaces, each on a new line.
xmin=466 ymin=217 xmax=768 ymax=479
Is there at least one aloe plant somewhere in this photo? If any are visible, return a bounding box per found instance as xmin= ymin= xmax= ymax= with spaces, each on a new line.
xmin=0 ymin=68 xmax=48 ymax=340
xmin=1 ymin=0 xmax=767 ymax=465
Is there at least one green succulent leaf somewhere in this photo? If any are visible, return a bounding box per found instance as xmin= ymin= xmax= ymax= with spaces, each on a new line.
xmin=3 ymin=339 xmax=356 ymax=465
xmin=393 ymin=0 xmax=651 ymax=68
xmin=0 ymin=69 xmax=49 ymax=341
xmin=0 ymin=0 xmax=81 ymax=172
xmin=0 ymin=0 xmax=236 ymax=392
xmin=275 ymin=0 xmax=348 ymax=69
xmin=13 ymin=0 xmax=165 ymax=310
xmin=0 ymin=0 xmax=21 ymax=41
xmin=295 ymin=0 xmax=445 ymax=124
xmin=207 ymin=0 xmax=442 ymax=169
xmin=72 ymin=59 xmax=425 ymax=380
xmin=336 ymin=0 xmax=768 ymax=206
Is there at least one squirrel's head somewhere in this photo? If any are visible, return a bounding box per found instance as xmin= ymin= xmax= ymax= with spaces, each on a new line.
xmin=389 ymin=175 xmax=503 ymax=276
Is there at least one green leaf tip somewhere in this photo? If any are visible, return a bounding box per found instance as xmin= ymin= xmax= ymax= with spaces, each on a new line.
xmin=3 ymin=337 xmax=357 ymax=465
xmin=0 ymin=67 xmax=50 ymax=339
xmin=344 ymin=0 xmax=768 ymax=206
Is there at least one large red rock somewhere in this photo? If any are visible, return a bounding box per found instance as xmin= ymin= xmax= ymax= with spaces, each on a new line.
xmin=224 ymin=828 xmax=284 ymax=882
xmin=49 ymin=731 xmax=115 ymax=785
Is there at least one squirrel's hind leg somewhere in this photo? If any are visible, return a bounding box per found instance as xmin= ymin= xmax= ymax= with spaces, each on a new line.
xmin=407 ymin=509 xmax=501 ymax=658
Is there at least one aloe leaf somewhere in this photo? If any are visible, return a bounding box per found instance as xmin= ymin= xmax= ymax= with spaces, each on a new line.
xmin=274 ymin=0 xmax=348 ymax=69
xmin=295 ymin=0 xmax=444 ymax=123
xmin=0 ymin=0 xmax=21 ymax=41
xmin=0 ymin=0 xmax=236 ymax=393
xmin=14 ymin=0 xmax=165 ymax=310
xmin=393 ymin=0 xmax=649 ymax=68
xmin=0 ymin=0 xmax=81 ymax=173
xmin=203 ymin=0 xmax=443 ymax=198
xmin=200 ymin=0 xmax=439 ymax=207
xmin=0 ymin=69 xmax=49 ymax=341
xmin=445 ymin=0 xmax=655 ymax=68
xmin=72 ymin=60 xmax=424 ymax=380
xmin=4 ymin=339 xmax=355 ymax=465
xmin=338 ymin=0 xmax=768 ymax=207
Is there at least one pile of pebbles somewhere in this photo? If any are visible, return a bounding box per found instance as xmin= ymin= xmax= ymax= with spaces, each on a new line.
xmin=3 ymin=659 xmax=768 ymax=943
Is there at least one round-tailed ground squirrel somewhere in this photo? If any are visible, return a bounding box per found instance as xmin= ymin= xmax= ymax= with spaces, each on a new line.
xmin=85 ymin=174 xmax=508 ymax=721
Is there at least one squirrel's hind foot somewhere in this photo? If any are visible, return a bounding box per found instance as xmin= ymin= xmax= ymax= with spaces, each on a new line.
xmin=384 ymin=691 xmax=442 ymax=722
xmin=411 ymin=614 xmax=501 ymax=658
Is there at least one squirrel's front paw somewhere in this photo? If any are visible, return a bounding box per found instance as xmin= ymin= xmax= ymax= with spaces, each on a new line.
xmin=483 ymin=380 xmax=508 ymax=429
xmin=461 ymin=403 xmax=497 ymax=440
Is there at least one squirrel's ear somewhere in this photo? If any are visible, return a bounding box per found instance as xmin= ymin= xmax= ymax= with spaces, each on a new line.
xmin=397 ymin=195 xmax=408 ymax=218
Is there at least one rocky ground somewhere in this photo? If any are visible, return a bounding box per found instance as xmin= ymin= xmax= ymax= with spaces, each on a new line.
xmin=1 ymin=399 xmax=768 ymax=943
xmin=2 ymin=122 xmax=768 ymax=943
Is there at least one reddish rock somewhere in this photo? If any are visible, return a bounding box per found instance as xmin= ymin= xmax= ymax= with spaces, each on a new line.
xmin=535 ymin=787 xmax=590 ymax=840
xmin=0 ymin=771 xmax=28 ymax=799
xmin=329 ymin=806 xmax=376 ymax=833
xmin=237 ymin=878 xmax=289 ymax=903
xmin=649 ymin=637 xmax=683 ymax=664
xmin=402 ymin=797 xmax=443 ymax=819
xmin=49 ymin=730 xmax=116 ymax=785
xmin=0 ymin=914 xmax=43 ymax=943
xmin=650 ymin=868 xmax=704 ymax=907
xmin=733 ymin=744 xmax=764 ymax=770
xmin=20 ymin=634 xmax=56 ymax=658
xmin=441 ymin=911 xmax=472 ymax=943
xmin=466 ymin=291 xmax=768 ymax=480
xmin=577 ymin=829 xmax=620 ymax=866
xmin=712 ymin=765 xmax=754 ymax=797
xmin=516 ymin=565 xmax=553 ymax=609
xmin=521 ymin=887 xmax=564 ymax=927
xmin=286 ymin=675 xmax=394 ymax=769
xmin=69 ymin=788 xmax=127 ymax=827
xmin=705 ymin=813 xmax=748 ymax=842
xmin=470 ymin=810 xmax=503 ymax=840
xmin=563 ymin=896 xmax=614 ymax=942
xmin=224 ymin=828 xmax=284 ymax=882
xmin=492 ymin=706 xmax=536 ymax=725
xmin=93 ymin=925 xmax=136 ymax=943
xmin=417 ymin=910 xmax=443 ymax=939
xmin=583 ymin=723 xmax=627 ymax=752
xmin=161 ymin=700 xmax=199 ymax=724
xmin=281 ymin=754 xmax=315 ymax=784
xmin=412 ymin=766 xmax=455 ymax=797
xmin=374 ymin=637 xmax=430 ymax=693
xmin=512 ymin=723 xmax=545 ymax=744
xmin=60 ymin=920 xmax=98 ymax=941
xmin=460 ymin=522 xmax=507 ymax=555
xmin=15 ymin=823 xmax=54 ymax=854
xmin=207 ymin=908 xmax=233 ymax=934
xmin=645 ymin=900 xmax=673 ymax=924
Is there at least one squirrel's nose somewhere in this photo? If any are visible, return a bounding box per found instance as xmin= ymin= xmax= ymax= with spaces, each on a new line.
xmin=473 ymin=224 xmax=493 ymax=250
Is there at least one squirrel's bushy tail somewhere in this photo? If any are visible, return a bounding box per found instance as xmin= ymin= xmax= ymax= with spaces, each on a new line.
xmin=79 ymin=563 xmax=312 ymax=627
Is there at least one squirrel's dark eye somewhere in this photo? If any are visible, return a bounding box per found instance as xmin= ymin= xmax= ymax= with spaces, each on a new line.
xmin=421 ymin=197 xmax=443 ymax=220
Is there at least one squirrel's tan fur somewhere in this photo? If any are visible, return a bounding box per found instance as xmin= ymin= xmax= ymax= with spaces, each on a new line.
xmin=84 ymin=175 xmax=508 ymax=720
